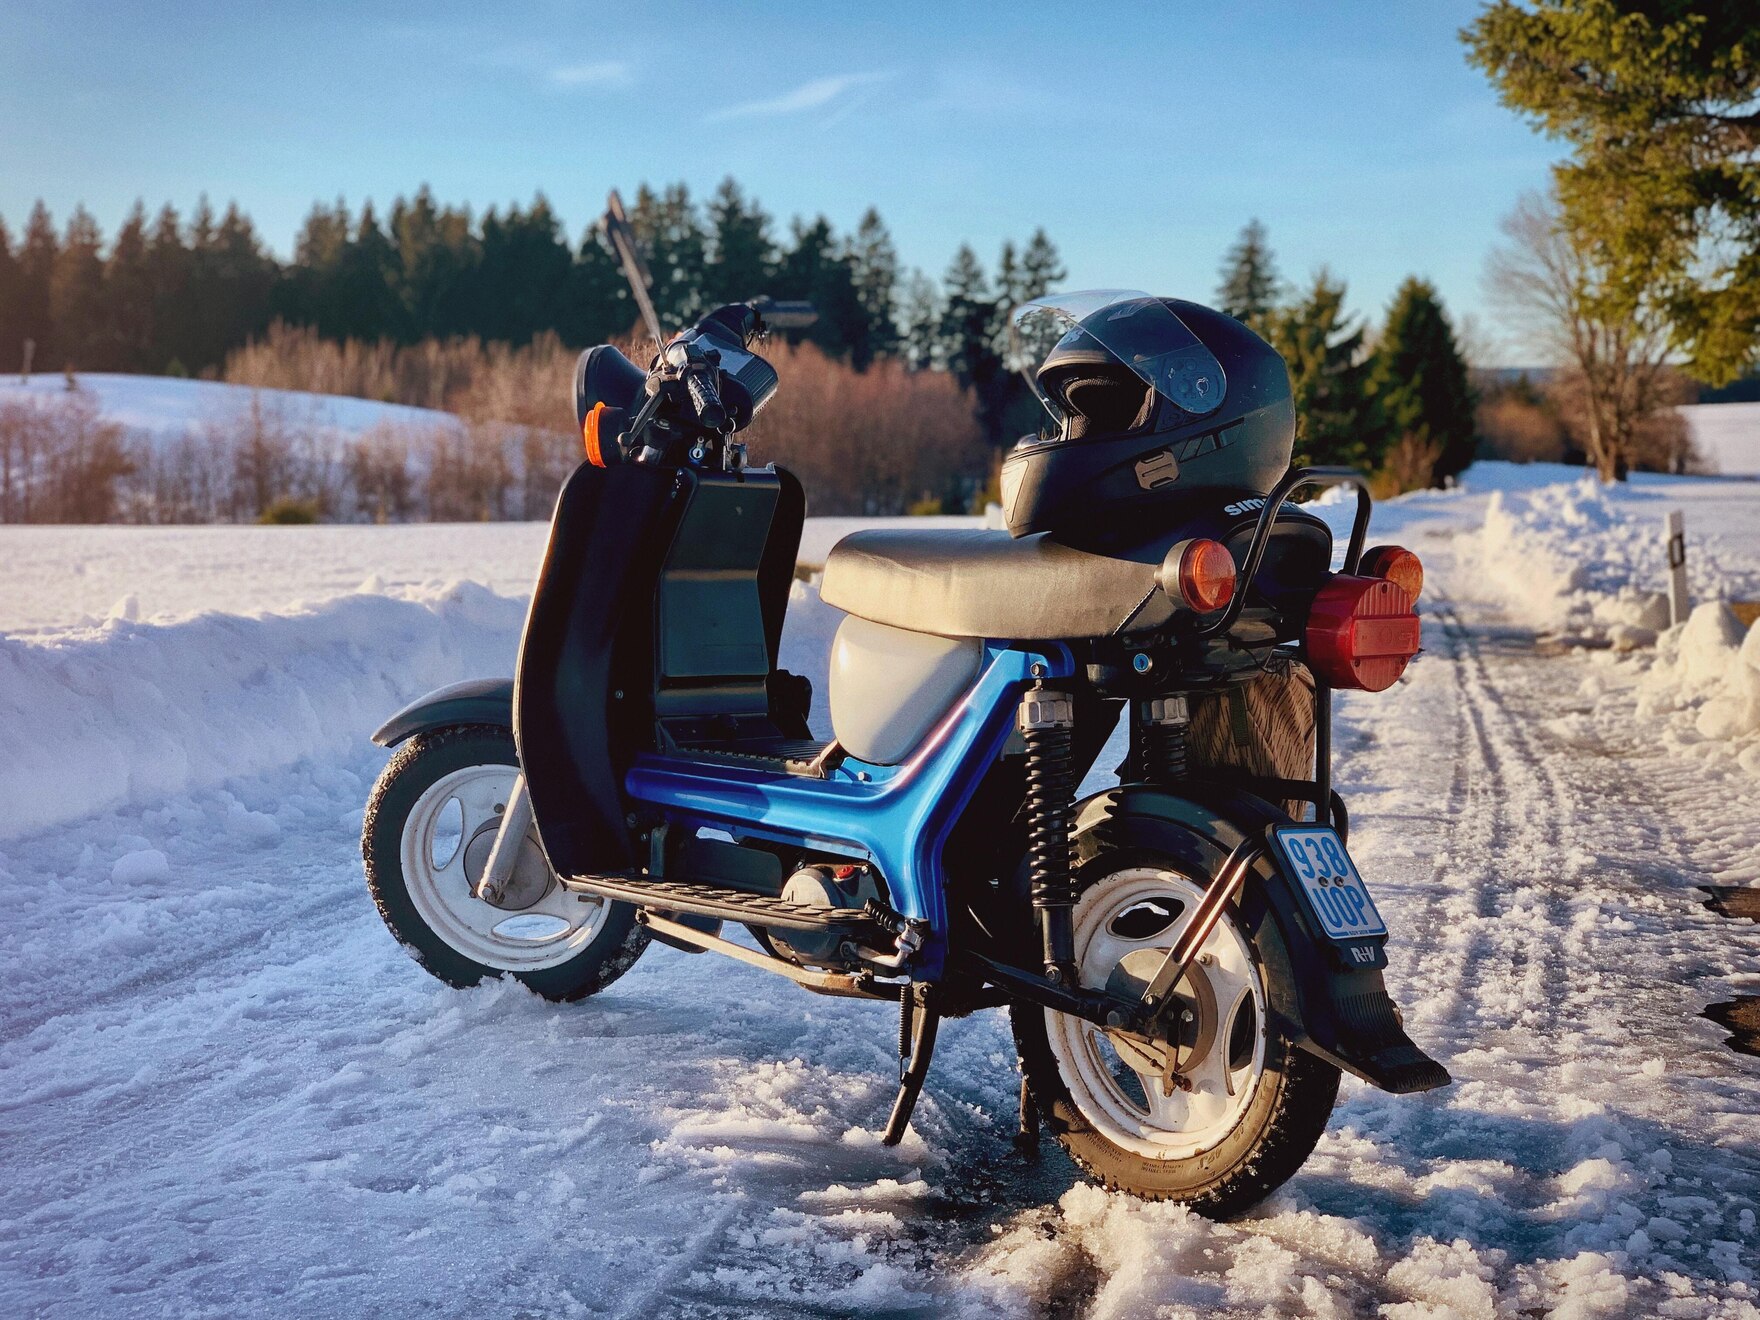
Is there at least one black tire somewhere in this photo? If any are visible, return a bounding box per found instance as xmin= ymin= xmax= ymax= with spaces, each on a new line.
xmin=362 ymin=725 xmax=648 ymax=1001
xmin=1010 ymin=857 xmax=1340 ymax=1219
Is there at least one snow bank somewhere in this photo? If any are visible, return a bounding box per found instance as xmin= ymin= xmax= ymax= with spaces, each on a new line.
xmin=0 ymin=583 xmax=525 ymax=839
xmin=1463 ymin=470 xmax=1760 ymax=768
xmin=1635 ymin=602 xmax=1760 ymax=773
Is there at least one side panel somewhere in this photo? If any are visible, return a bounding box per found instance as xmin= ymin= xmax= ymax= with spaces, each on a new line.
xmin=515 ymin=462 xmax=679 ymax=878
xmin=1071 ymin=784 xmax=1450 ymax=1094
xmin=515 ymin=463 xmax=808 ymax=879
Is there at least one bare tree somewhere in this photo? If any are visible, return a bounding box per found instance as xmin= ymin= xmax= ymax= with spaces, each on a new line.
xmin=1486 ymin=192 xmax=1678 ymax=481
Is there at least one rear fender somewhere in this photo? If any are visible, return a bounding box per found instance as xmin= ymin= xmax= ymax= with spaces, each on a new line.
xmin=1072 ymin=784 xmax=1450 ymax=1094
xmin=371 ymin=678 xmax=513 ymax=748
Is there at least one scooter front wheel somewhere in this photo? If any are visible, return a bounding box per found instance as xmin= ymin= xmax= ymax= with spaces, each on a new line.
xmin=362 ymin=725 xmax=648 ymax=1000
xmin=1011 ymin=862 xmax=1339 ymax=1218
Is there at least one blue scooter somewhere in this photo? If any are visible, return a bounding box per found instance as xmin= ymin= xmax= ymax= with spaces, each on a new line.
xmin=361 ymin=287 xmax=1446 ymax=1216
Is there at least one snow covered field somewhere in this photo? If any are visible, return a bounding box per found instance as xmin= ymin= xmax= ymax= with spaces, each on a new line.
xmin=3 ymin=464 xmax=1759 ymax=1317
xmin=1684 ymin=402 xmax=1760 ymax=478
xmin=0 ymin=372 xmax=459 ymax=455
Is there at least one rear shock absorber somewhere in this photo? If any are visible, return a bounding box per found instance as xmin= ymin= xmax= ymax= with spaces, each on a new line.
xmin=1138 ymin=694 xmax=1190 ymax=784
xmin=1019 ymin=684 xmax=1077 ymax=982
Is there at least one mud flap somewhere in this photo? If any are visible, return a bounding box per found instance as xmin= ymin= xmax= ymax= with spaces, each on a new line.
xmin=1071 ymin=784 xmax=1450 ymax=1096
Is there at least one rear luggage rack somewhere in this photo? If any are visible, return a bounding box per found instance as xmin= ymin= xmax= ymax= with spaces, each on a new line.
xmin=559 ymin=871 xmax=878 ymax=931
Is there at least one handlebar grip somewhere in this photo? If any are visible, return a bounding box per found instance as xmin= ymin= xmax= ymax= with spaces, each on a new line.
xmin=686 ymin=371 xmax=726 ymax=431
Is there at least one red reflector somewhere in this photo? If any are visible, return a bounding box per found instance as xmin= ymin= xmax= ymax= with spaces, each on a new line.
xmin=1306 ymin=575 xmax=1421 ymax=692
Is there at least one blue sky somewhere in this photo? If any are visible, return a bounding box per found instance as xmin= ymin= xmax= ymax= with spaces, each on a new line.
xmin=1 ymin=1 xmax=1556 ymax=360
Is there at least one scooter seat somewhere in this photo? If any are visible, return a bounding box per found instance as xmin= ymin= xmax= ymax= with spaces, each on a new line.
xmin=820 ymin=528 xmax=1173 ymax=640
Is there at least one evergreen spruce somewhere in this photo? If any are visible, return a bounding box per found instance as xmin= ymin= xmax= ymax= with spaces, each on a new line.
xmin=1369 ymin=278 xmax=1476 ymax=486
xmin=704 ymin=178 xmax=776 ymax=308
xmin=1268 ymin=271 xmax=1374 ymax=470
xmin=17 ymin=202 xmax=59 ymax=371
xmin=848 ymin=208 xmax=901 ymax=367
xmin=105 ymin=203 xmax=155 ymax=371
xmin=900 ymin=270 xmax=942 ymax=371
xmin=51 ymin=206 xmax=107 ymax=371
xmin=1216 ymin=219 xmax=1281 ymax=333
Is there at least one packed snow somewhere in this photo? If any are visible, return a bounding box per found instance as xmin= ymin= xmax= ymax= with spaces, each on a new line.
xmin=2 ymin=461 xmax=1758 ymax=1317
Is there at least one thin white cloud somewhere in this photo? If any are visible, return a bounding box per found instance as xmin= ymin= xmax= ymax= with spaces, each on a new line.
xmin=706 ymin=72 xmax=891 ymax=123
xmin=548 ymin=60 xmax=634 ymax=90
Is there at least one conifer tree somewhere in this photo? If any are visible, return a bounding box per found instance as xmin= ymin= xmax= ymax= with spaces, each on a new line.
xmin=704 ymin=178 xmax=775 ymax=307
xmin=0 ymin=218 xmax=19 ymax=374
xmin=848 ymin=207 xmax=901 ymax=366
xmin=629 ymin=183 xmax=707 ymax=332
xmin=393 ymin=187 xmax=479 ymax=339
xmin=51 ymin=206 xmax=107 ymax=370
xmin=1369 ymin=277 xmax=1476 ymax=485
xmin=1019 ymin=229 xmax=1065 ymax=303
xmin=1268 ymin=271 xmax=1374 ymax=469
xmin=1216 ymin=219 xmax=1281 ymax=334
xmin=146 ymin=205 xmax=193 ymax=373
xmin=779 ymin=215 xmax=864 ymax=362
xmin=1465 ymin=2 xmax=1760 ymax=383
xmin=900 ymin=270 xmax=942 ymax=371
xmin=17 ymin=202 xmax=59 ymax=371
xmin=105 ymin=203 xmax=155 ymax=371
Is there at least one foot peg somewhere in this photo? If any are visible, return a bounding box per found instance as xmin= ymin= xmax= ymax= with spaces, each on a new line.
xmin=880 ymin=983 xmax=941 ymax=1147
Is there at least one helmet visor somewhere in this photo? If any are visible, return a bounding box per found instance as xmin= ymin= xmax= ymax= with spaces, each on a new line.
xmin=1011 ymin=290 xmax=1227 ymax=436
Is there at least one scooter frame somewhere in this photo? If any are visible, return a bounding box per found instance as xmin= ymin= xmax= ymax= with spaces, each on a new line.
xmin=624 ymin=641 xmax=1076 ymax=979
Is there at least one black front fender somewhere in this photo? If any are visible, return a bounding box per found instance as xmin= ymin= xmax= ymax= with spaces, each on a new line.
xmin=371 ymin=678 xmax=514 ymax=748
xmin=1073 ymin=783 xmax=1450 ymax=1095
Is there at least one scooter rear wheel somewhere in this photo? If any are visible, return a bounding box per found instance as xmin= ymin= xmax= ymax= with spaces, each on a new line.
xmin=362 ymin=725 xmax=648 ymax=1001
xmin=1011 ymin=861 xmax=1339 ymax=1218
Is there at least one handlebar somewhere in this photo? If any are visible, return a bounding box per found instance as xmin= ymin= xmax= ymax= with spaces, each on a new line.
xmin=686 ymin=370 xmax=726 ymax=431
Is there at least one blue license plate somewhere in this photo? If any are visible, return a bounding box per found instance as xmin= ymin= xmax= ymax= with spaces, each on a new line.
xmin=1274 ymin=827 xmax=1388 ymax=941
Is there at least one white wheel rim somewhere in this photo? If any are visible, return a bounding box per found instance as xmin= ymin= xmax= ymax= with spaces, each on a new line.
xmin=399 ymin=764 xmax=610 ymax=973
xmin=1045 ymin=867 xmax=1268 ymax=1161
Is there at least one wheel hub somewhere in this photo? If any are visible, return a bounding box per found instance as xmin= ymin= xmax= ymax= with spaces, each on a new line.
xmin=462 ymin=820 xmax=553 ymax=911
xmin=1104 ymin=947 xmax=1219 ymax=1096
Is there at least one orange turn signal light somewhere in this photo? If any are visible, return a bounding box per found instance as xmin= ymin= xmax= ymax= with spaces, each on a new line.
xmin=1169 ymin=538 xmax=1237 ymax=613
xmin=582 ymin=402 xmax=609 ymax=467
xmin=1358 ymin=545 xmax=1423 ymax=604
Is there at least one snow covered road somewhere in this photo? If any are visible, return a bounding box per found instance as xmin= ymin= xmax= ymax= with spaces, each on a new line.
xmin=3 ymin=494 xmax=1759 ymax=1317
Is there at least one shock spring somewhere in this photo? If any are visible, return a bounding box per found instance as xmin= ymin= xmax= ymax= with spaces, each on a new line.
xmin=1019 ymin=685 xmax=1077 ymax=980
xmin=1138 ymin=694 xmax=1190 ymax=784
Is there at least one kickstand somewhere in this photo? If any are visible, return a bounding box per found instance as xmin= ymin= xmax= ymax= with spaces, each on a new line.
xmin=881 ymin=983 xmax=941 ymax=1147
xmin=1014 ymin=1076 xmax=1040 ymax=1154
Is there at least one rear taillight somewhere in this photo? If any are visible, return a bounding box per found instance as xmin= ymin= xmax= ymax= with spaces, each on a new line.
xmin=1162 ymin=538 xmax=1237 ymax=613
xmin=1359 ymin=544 xmax=1423 ymax=604
xmin=1306 ymin=574 xmax=1421 ymax=692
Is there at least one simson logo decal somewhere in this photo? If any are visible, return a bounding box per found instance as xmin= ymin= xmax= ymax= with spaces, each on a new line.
xmin=1224 ymin=496 xmax=1268 ymax=517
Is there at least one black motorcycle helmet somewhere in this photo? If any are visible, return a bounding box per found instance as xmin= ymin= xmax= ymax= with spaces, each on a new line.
xmin=1000 ymin=292 xmax=1295 ymax=539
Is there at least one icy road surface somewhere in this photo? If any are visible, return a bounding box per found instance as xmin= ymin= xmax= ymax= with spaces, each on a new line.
xmin=3 ymin=485 xmax=1759 ymax=1316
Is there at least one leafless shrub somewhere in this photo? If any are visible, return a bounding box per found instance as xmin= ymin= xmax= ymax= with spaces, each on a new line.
xmin=747 ymin=342 xmax=987 ymax=515
xmin=1476 ymin=389 xmax=1568 ymax=464
xmin=1372 ymin=431 xmax=1447 ymax=499
xmin=0 ymin=387 xmax=134 ymax=522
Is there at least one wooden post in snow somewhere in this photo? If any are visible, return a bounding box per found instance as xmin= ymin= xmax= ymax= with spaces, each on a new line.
xmin=1666 ymin=509 xmax=1690 ymax=627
